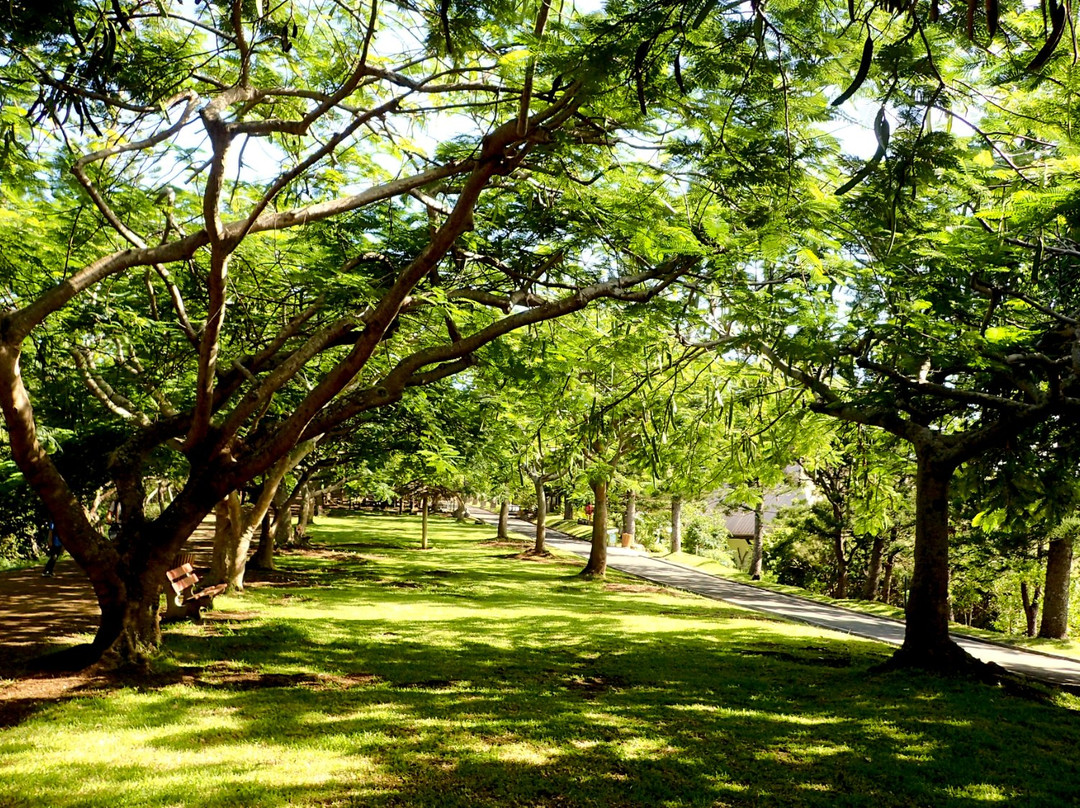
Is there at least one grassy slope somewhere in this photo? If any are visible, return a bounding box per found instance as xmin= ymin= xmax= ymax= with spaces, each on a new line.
xmin=548 ymin=519 xmax=1080 ymax=660
xmin=1 ymin=512 xmax=1079 ymax=807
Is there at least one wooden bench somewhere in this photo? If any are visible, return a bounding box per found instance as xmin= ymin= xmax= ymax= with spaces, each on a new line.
xmin=164 ymin=562 xmax=227 ymax=623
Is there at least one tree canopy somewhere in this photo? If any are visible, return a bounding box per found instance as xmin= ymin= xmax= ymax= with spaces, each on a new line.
xmin=4 ymin=0 xmax=1080 ymax=673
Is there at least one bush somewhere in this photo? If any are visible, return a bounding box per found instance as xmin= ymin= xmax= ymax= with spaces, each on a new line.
xmin=681 ymin=504 xmax=733 ymax=557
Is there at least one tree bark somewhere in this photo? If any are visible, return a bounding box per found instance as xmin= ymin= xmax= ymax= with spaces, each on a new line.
xmin=295 ymin=483 xmax=315 ymax=545
xmin=892 ymin=451 xmax=969 ymax=670
xmin=210 ymin=492 xmax=256 ymax=593
xmin=671 ymin=494 xmax=682 ymax=554
xmin=209 ymin=442 xmax=312 ymax=592
xmin=622 ymin=490 xmax=636 ymax=541
xmin=563 ymin=496 xmax=573 ymax=521
xmin=863 ymin=530 xmax=887 ymax=600
xmin=749 ymin=501 xmax=764 ymax=579
xmin=533 ymin=477 xmax=548 ymax=554
xmin=251 ymin=483 xmax=289 ymax=570
xmin=1021 ymin=581 xmax=1041 ymax=638
xmin=453 ymin=496 xmax=467 ymax=520
xmin=832 ymin=514 xmax=848 ymax=599
xmin=1039 ymin=537 xmax=1073 ymax=639
xmin=497 ymin=500 xmax=510 ymax=539
xmin=580 ymin=479 xmax=608 ymax=577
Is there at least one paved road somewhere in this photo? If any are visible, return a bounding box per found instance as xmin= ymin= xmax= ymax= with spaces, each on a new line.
xmin=472 ymin=508 xmax=1080 ymax=688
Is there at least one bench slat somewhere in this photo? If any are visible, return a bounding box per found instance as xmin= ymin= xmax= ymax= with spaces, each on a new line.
xmin=166 ymin=563 xmax=194 ymax=582
xmin=169 ymin=573 xmax=199 ymax=593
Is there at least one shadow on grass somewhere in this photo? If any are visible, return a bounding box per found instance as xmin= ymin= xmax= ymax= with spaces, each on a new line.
xmin=2 ymin=512 xmax=1079 ymax=807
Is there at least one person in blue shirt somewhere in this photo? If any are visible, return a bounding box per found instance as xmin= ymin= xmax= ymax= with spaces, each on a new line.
xmin=42 ymin=521 xmax=63 ymax=577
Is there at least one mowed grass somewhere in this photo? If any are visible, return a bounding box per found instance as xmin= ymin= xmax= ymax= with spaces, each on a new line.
xmin=2 ymin=513 xmax=1080 ymax=807
xmin=550 ymin=517 xmax=1080 ymax=661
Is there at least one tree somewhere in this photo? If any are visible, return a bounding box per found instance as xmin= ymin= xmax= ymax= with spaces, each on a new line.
xmin=0 ymin=0 xmax=722 ymax=666
xmin=754 ymin=111 xmax=1080 ymax=669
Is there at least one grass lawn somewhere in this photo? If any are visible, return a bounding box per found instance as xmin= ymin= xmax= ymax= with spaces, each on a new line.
xmin=548 ymin=518 xmax=1080 ymax=661
xmin=2 ymin=511 xmax=1080 ymax=807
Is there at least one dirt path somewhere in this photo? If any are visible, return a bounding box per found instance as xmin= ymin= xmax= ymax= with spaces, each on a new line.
xmin=0 ymin=517 xmax=219 ymax=658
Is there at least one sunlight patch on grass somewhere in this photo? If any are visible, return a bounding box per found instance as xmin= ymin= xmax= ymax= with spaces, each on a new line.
xmin=945 ymin=783 xmax=1015 ymax=801
xmin=4 ymin=512 xmax=1080 ymax=808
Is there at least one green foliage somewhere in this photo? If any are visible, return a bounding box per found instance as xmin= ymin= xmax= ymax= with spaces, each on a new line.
xmin=680 ymin=502 xmax=732 ymax=557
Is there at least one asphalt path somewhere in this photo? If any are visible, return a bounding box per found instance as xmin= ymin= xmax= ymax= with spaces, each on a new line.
xmin=471 ymin=508 xmax=1080 ymax=688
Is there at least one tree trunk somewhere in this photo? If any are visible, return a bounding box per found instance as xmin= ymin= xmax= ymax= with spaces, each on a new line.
xmin=210 ymin=492 xmax=257 ymax=593
xmin=1021 ymin=581 xmax=1041 ymax=638
xmin=671 ymin=494 xmax=683 ymax=554
xmin=251 ymin=483 xmax=288 ymax=571
xmin=863 ymin=530 xmax=887 ymax=600
xmin=421 ymin=495 xmax=429 ymax=550
xmin=533 ymin=477 xmax=548 ymax=554
xmin=563 ymin=496 xmax=573 ymax=521
xmin=1039 ymin=537 xmax=1073 ymax=639
xmin=892 ymin=451 xmax=969 ymax=670
xmin=580 ymin=480 xmax=608 ymax=577
xmin=295 ymin=484 xmax=315 ymax=545
xmin=623 ymin=490 xmax=636 ymax=540
xmin=453 ymin=496 xmax=467 ymax=520
xmin=832 ymin=521 xmax=848 ymax=599
xmin=749 ymin=501 xmax=764 ymax=579
xmin=498 ymin=500 xmax=510 ymax=539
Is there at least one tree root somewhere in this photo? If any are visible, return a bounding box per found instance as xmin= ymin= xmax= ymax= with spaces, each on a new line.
xmin=873 ymin=641 xmax=1007 ymax=684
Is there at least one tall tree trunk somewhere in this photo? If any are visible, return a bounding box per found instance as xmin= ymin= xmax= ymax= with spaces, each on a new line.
xmin=563 ymin=496 xmax=573 ymax=521
xmin=209 ymin=443 xmax=312 ymax=592
xmin=210 ymin=492 xmax=256 ymax=592
xmin=832 ymin=518 xmax=848 ymax=599
xmin=749 ymin=501 xmax=764 ymax=579
xmin=1021 ymin=581 xmax=1041 ymax=638
xmin=271 ymin=492 xmax=293 ymax=551
xmin=864 ymin=530 xmax=888 ymax=600
xmin=580 ymin=479 xmax=608 ymax=577
xmin=1039 ymin=537 xmax=1073 ymax=639
xmin=893 ymin=451 xmax=968 ymax=670
xmin=533 ymin=477 xmax=548 ymax=554
xmin=421 ymin=495 xmax=429 ymax=550
xmin=671 ymin=494 xmax=683 ymax=554
xmin=295 ymin=483 xmax=315 ymax=545
xmin=251 ymin=484 xmax=289 ymax=571
xmin=498 ymin=500 xmax=510 ymax=539
xmin=622 ymin=490 xmax=636 ymax=540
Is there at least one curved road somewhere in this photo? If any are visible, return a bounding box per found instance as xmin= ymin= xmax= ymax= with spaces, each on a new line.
xmin=472 ymin=508 xmax=1080 ymax=689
